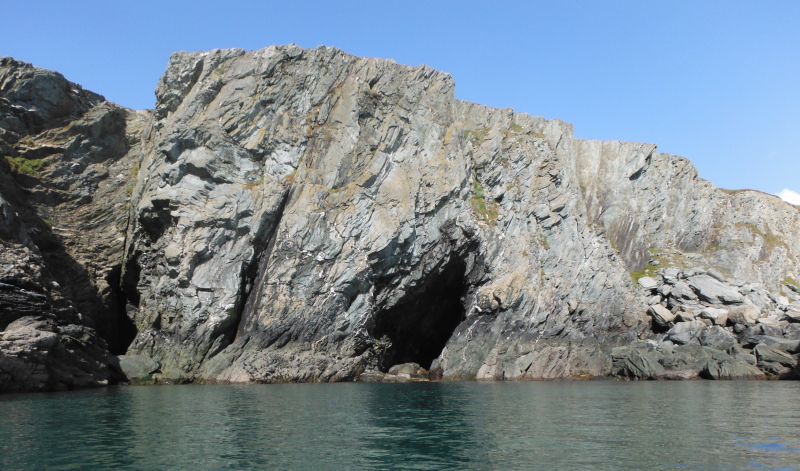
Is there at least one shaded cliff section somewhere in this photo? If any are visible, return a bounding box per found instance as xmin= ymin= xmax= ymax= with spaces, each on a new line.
xmin=2 ymin=46 xmax=800 ymax=392
xmin=0 ymin=57 xmax=147 ymax=391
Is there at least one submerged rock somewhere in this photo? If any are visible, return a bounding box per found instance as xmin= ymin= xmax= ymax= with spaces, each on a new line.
xmin=1 ymin=47 xmax=799 ymax=391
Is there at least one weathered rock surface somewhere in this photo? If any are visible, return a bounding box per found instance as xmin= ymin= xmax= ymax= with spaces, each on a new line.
xmin=1 ymin=46 xmax=799 ymax=391
xmin=1 ymin=56 xmax=146 ymax=391
xmin=108 ymin=354 xmax=160 ymax=382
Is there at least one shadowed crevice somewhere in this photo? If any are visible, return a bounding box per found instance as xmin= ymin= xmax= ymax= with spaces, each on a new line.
xmin=106 ymin=264 xmax=137 ymax=354
xmin=234 ymin=187 xmax=294 ymax=340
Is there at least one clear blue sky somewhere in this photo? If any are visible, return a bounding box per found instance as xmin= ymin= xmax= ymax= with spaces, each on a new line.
xmin=2 ymin=1 xmax=798 ymax=198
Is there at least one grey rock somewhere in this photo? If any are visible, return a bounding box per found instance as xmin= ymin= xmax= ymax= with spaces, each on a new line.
xmin=698 ymin=307 xmax=729 ymax=326
xmin=703 ymin=357 xmax=765 ymax=380
xmin=648 ymin=304 xmax=675 ymax=328
xmin=727 ymin=305 xmax=761 ymax=325
xmin=754 ymin=344 xmax=796 ymax=365
xmin=383 ymin=363 xmax=429 ymax=382
xmin=388 ymin=362 xmax=426 ymax=376
xmin=687 ymin=275 xmax=745 ymax=305
xmin=754 ymin=344 xmax=798 ymax=377
xmin=666 ymin=321 xmax=706 ymax=345
xmin=0 ymin=316 xmax=110 ymax=392
xmin=727 ymin=345 xmax=758 ymax=366
xmin=662 ymin=268 xmax=680 ymax=284
xmin=753 ymin=336 xmax=800 ymax=353
xmin=670 ymin=281 xmax=698 ymax=301
xmin=357 ymin=370 xmax=386 ymax=382
xmin=638 ymin=276 xmax=658 ymax=290
xmin=611 ymin=345 xmax=665 ymax=379
xmin=109 ymin=354 xmax=160 ymax=381
xmin=699 ymin=326 xmax=737 ymax=350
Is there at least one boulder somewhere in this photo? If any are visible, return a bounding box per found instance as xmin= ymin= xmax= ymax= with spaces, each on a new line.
xmin=659 ymin=344 xmax=713 ymax=374
xmin=785 ymin=305 xmax=800 ymax=323
xmin=727 ymin=345 xmax=758 ymax=366
xmin=357 ymin=370 xmax=386 ymax=382
xmin=687 ymin=275 xmax=745 ymax=305
xmin=670 ymin=281 xmax=698 ymax=301
xmin=388 ymin=362 xmax=425 ymax=376
xmin=648 ymin=304 xmax=675 ymax=328
xmin=698 ymin=307 xmax=729 ymax=326
xmin=662 ymin=268 xmax=680 ymax=284
xmin=699 ymin=326 xmax=737 ymax=350
xmin=666 ymin=320 xmax=706 ymax=345
xmin=0 ymin=317 xmax=110 ymax=392
xmin=753 ymin=336 xmax=800 ymax=353
xmin=611 ymin=345 xmax=665 ymax=379
xmin=754 ymin=344 xmax=797 ymax=368
xmin=638 ymin=276 xmax=659 ymax=290
xmin=703 ymin=357 xmax=766 ymax=380
xmin=108 ymin=355 xmax=160 ymax=381
xmin=727 ymin=305 xmax=761 ymax=325
xmin=383 ymin=363 xmax=429 ymax=382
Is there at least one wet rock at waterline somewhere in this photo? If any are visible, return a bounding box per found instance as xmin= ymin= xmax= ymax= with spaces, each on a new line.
xmin=1 ymin=47 xmax=799 ymax=392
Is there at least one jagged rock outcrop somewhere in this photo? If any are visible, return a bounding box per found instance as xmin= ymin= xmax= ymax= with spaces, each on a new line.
xmin=1 ymin=46 xmax=799 ymax=392
xmin=0 ymin=56 xmax=148 ymax=391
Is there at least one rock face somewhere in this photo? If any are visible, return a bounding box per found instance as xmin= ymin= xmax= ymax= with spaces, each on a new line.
xmin=1 ymin=46 xmax=799 ymax=392
xmin=1 ymin=56 xmax=148 ymax=391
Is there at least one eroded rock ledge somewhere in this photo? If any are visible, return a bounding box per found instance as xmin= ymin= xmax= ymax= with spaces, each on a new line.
xmin=1 ymin=46 xmax=798 ymax=392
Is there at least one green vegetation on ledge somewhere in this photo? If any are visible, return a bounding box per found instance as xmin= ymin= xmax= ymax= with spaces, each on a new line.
xmin=471 ymin=176 xmax=498 ymax=222
xmin=629 ymin=263 xmax=659 ymax=284
xmin=783 ymin=276 xmax=799 ymax=290
xmin=464 ymin=127 xmax=490 ymax=142
xmin=4 ymin=155 xmax=48 ymax=178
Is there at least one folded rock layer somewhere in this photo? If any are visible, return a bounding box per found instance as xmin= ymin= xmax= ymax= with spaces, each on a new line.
xmin=1 ymin=46 xmax=798 ymax=391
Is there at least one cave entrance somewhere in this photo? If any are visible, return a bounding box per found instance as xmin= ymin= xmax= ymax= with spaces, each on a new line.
xmin=373 ymin=257 xmax=468 ymax=371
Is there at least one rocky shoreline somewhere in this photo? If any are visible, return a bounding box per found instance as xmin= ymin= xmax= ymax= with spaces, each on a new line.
xmin=1 ymin=46 xmax=799 ymax=392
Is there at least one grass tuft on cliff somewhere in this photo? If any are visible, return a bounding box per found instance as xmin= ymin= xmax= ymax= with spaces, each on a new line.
xmin=471 ymin=176 xmax=498 ymax=222
xmin=4 ymin=155 xmax=48 ymax=178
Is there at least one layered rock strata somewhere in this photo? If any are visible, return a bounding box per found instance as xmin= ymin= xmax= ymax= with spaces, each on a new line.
xmin=1 ymin=46 xmax=798 ymax=392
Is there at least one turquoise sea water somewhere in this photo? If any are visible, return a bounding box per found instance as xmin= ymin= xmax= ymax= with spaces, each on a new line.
xmin=1 ymin=381 xmax=799 ymax=470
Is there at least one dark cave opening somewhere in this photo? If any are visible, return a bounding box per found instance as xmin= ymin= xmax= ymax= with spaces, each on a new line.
xmin=373 ymin=257 xmax=468 ymax=371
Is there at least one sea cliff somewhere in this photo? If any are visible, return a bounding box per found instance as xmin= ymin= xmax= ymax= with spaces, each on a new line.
xmin=1 ymin=46 xmax=798 ymax=392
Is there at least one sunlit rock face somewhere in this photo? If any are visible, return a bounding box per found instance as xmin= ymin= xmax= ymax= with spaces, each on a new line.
xmin=1 ymin=46 xmax=799 ymax=391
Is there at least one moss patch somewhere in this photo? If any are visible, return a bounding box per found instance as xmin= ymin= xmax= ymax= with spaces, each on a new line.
xmin=783 ymin=276 xmax=799 ymax=290
xmin=629 ymin=263 xmax=659 ymax=284
xmin=4 ymin=155 xmax=48 ymax=178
